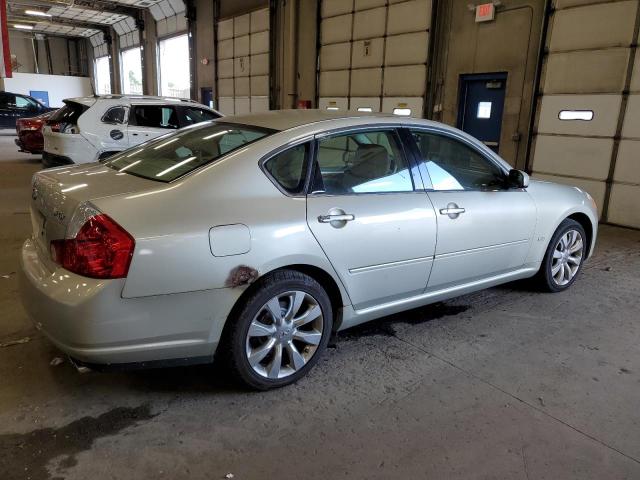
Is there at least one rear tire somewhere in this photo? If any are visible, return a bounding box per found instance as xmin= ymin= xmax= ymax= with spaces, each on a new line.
xmin=535 ymin=219 xmax=586 ymax=293
xmin=220 ymin=270 xmax=333 ymax=390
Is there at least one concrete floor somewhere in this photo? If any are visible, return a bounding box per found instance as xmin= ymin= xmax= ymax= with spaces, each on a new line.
xmin=0 ymin=132 xmax=639 ymax=480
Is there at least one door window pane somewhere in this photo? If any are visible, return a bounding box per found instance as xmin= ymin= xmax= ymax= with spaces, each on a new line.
xmin=314 ymin=130 xmax=413 ymax=194
xmin=102 ymin=106 xmax=127 ymax=124
xmin=95 ymin=56 xmax=112 ymax=94
xmin=158 ymin=35 xmax=190 ymax=98
xmin=121 ymin=48 xmax=143 ymax=95
xmin=411 ymin=131 xmax=506 ymax=191
xmin=264 ymin=144 xmax=309 ymax=195
xmin=131 ymin=105 xmax=178 ymax=129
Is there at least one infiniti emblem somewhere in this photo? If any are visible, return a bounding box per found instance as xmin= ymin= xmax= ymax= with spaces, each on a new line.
xmin=31 ymin=187 xmax=38 ymax=201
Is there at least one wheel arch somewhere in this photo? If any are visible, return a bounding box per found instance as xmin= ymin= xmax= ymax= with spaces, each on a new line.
xmin=566 ymin=212 xmax=595 ymax=258
xmin=223 ymin=263 xmax=348 ymax=338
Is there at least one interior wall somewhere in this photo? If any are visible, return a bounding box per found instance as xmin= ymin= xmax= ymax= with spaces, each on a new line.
xmin=432 ymin=0 xmax=545 ymax=168
xmin=196 ymin=0 xmax=216 ymax=102
xmin=530 ymin=0 xmax=640 ymax=228
xmin=2 ymin=72 xmax=93 ymax=107
xmin=220 ymin=0 xmax=269 ymax=18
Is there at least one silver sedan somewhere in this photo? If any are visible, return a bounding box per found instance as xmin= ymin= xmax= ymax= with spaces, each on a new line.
xmin=19 ymin=110 xmax=598 ymax=389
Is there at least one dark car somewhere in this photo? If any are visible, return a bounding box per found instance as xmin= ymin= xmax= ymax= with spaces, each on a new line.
xmin=0 ymin=91 xmax=56 ymax=129
xmin=15 ymin=110 xmax=55 ymax=154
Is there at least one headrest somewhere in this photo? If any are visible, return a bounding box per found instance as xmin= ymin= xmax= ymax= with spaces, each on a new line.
xmin=349 ymin=144 xmax=390 ymax=179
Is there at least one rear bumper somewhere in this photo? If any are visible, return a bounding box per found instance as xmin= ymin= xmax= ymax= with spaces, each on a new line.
xmin=19 ymin=239 xmax=239 ymax=365
xmin=16 ymin=132 xmax=44 ymax=154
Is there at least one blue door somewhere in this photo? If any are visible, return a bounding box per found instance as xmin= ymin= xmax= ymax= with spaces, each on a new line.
xmin=457 ymin=73 xmax=507 ymax=153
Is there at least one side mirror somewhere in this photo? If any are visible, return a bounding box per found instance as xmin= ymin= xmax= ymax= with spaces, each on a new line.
xmin=508 ymin=169 xmax=529 ymax=189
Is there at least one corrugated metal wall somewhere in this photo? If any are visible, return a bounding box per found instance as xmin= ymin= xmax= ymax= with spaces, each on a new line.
xmin=318 ymin=0 xmax=432 ymax=116
xmin=216 ymin=8 xmax=270 ymax=115
xmin=530 ymin=0 xmax=640 ymax=228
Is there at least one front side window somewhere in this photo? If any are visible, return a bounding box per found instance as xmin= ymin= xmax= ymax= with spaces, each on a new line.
xmin=313 ymin=130 xmax=413 ymax=194
xmin=131 ymin=105 xmax=178 ymax=129
xmin=102 ymin=106 xmax=127 ymax=124
xmin=15 ymin=96 xmax=38 ymax=109
xmin=105 ymin=122 xmax=272 ymax=182
xmin=411 ymin=131 xmax=506 ymax=191
xmin=264 ymin=144 xmax=309 ymax=195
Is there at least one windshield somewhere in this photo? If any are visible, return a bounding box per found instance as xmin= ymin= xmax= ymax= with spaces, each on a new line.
xmin=105 ymin=122 xmax=273 ymax=182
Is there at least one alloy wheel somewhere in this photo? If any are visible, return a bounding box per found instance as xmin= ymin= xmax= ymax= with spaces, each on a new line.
xmin=245 ymin=291 xmax=324 ymax=379
xmin=551 ymin=229 xmax=584 ymax=286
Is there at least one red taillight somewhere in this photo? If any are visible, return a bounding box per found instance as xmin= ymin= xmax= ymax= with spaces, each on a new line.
xmin=50 ymin=214 xmax=135 ymax=279
xmin=18 ymin=119 xmax=43 ymax=132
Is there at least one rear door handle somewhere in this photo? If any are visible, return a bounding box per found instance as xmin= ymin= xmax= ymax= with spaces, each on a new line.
xmin=318 ymin=214 xmax=355 ymax=223
xmin=439 ymin=203 xmax=465 ymax=219
xmin=439 ymin=207 xmax=465 ymax=215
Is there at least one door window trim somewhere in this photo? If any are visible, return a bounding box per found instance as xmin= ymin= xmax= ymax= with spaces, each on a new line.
xmin=404 ymin=126 xmax=515 ymax=193
xmin=309 ymin=126 xmax=423 ymax=197
xmin=258 ymin=137 xmax=316 ymax=198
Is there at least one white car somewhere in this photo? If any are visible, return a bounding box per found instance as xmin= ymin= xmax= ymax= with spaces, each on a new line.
xmin=42 ymin=95 xmax=221 ymax=167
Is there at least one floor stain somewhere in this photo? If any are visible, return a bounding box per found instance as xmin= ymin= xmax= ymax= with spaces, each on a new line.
xmin=0 ymin=404 xmax=156 ymax=480
xmin=340 ymin=302 xmax=470 ymax=340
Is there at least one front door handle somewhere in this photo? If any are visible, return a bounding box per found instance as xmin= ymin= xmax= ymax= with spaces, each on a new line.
xmin=439 ymin=203 xmax=465 ymax=219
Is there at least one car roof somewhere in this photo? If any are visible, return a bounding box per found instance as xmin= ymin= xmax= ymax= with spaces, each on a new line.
xmin=223 ymin=109 xmax=405 ymax=131
xmin=66 ymin=95 xmax=204 ymax=107
xmin=221 ymin=109 xmax=439 ymax=132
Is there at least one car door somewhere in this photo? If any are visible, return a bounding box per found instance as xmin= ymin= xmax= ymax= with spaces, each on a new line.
xmin=408 ymin=129 xmax=536 ymax=290
xmin=127 ymin=104 xmax=179 ymax=145
xmin=90 ymin=105 xmax=129 ymax=155
xmin=306 ymin=128 xmax=437 ymax=310
xmin=0 ymin=92 xmax=11 ymax=128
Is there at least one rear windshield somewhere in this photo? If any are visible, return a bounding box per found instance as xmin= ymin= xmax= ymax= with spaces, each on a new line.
xmin=104 ymin=122 xmax=273 ymax=182
xmin=47 ymin=101 xmax=88 ymax=125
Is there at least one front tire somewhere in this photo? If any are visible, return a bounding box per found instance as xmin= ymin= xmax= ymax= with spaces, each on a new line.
xmin=536 ymin=219 xmax=586 ymax=292
xmin=221 ymin=270 xmax=333 ymax=390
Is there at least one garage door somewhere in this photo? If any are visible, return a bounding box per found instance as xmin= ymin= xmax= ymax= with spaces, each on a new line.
xmin=216 ymin=8 xmax=270 ymax=115
xmin=530 ymin=0 xmax=640 ymax=228
xmin=318 ymin=0 xmax=432 ymax=117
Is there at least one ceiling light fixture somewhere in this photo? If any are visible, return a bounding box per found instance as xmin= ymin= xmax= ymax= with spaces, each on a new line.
xmin=25 ymin=10 xmax=52 ymax=17
xmin=13 ymin=24 xmax=34 ymax=30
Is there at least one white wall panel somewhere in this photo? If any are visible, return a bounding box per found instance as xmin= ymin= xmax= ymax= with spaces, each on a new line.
xmin=381 ymin=97 xmax=424 ymax=117
xmin=350 ymin=97 xmax=381 ymax=112
xmin=543 ymin=49 xmax=629 ymax=94
xmin=319 ymin=97 xmax=349 ymax=111
xmin=532 ymin=135 xmax=613 ymax=180
xmin=353 ymin=7 xmax=386 ymax=39
xmin=607 ymin=184 xmax=640 ymax=228
xmin=549 ymin=1 xmax=637 ymax=52
xmin=318 ymin=0 xmax=432 ymax=116
xmin=217 ymin=7 xmax=270 ymax=114
xmin=614 ymin=140 xmax=640 ymax=184
xmin=621 ymin=94 xmax=640 ymax=138
xmin=537 ymin=94 xmax=621 ymax=137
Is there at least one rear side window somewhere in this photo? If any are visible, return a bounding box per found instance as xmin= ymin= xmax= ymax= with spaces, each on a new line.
xmin=180 ymin=106 xmax=220 ymax=126
xmin=102 ymin=106 xmax=127 ymax=124
xmin=105 ymin=122 xmax=273 ymax=182
xmin=312 ymin=130 xmax=414 ymax=194
xmin=15 ymin=96 xmax=38 ymax=109
xmin=130 ymin=105 xmax=179 ymax=129
xmin=263 ymin=144 xmax=309 ymax=195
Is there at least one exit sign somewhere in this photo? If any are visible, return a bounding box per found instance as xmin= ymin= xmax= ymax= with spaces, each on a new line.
xmin=475 ymin=3 xmax=495 ymax=22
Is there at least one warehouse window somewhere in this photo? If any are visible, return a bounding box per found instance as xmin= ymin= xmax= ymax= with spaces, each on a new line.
xmin=158 ymin=34 xmax=190 ymax=98
xmin=95 ymin=56 xmax=111 ymax=95
xmin=121 ymin=48 xmax=143 ymax=95
xmin=558 ymin=110 xmax=593 ymax=121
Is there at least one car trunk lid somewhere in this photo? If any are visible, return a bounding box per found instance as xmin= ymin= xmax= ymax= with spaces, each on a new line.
xmin=30 ymin=163 xmax=155 ymax=265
